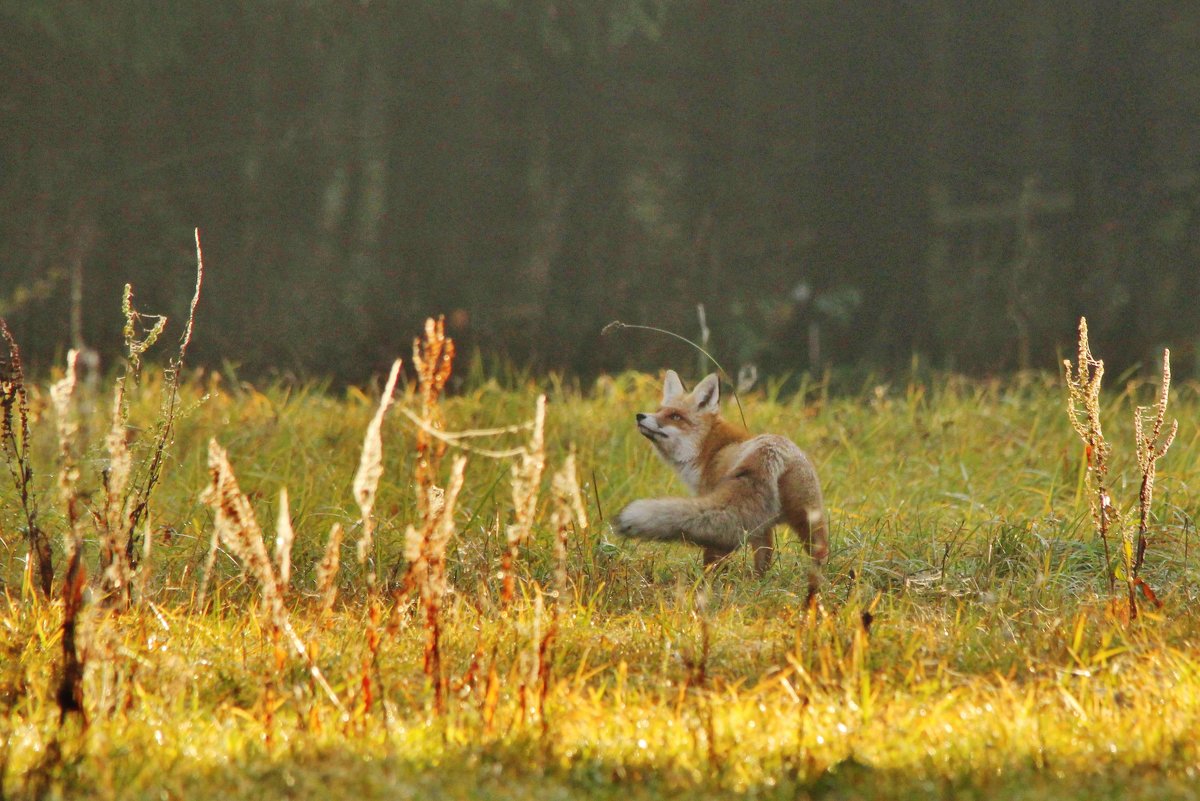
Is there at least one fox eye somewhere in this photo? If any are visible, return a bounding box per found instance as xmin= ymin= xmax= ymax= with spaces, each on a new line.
xmin=668 ymin=412 xmax=684 ymax=422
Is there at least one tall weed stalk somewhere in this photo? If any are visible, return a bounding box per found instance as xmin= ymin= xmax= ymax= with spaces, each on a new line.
xmin=0 ymin=320 xmax=52 ymax=596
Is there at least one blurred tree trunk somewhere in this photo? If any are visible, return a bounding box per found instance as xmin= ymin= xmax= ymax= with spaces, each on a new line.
xmin=239 ymin=9 xmax=274 ymax=279
xmin=523 ymin=103 xmax=587 ymax=330
xmin=346 ymin=8 xmax=392 ymax=316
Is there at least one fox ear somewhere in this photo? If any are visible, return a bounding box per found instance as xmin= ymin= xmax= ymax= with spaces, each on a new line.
xmin=662 ymin=370 xmax=685 ymax=404
xmin=693 ymin=373 xmax=720 ymax=413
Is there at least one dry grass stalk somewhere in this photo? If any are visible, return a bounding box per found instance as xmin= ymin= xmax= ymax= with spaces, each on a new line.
xmin=120 ymin=283 xmax=167 ymax=380
xmin=100 ymin=377 xmax=134 ymax=604
xmin=389 ymin=320 xmax=456 ymax=589
xmin=316 ymin=523 xmax=344 ymax=615
xmin=51 ymin=350 xmax=84 ymax=565
xmin=0 ymin=319 xmax=52 ymax=596
xmin=395 ymin=407 xmax=528 ymax=458
xmin=533 ymin=453 xmax=588 ymax=733
xmin=1133 ymin=349 xmax=1178 ymax=572
xmin=195 ymin=516 xmax=222 ymax=612
xmin=412 ymin=316 xmax=455 ymax=521
xmin=549 ymin=450 xmax=588 ymax=607
xmin=275 ymin=487 xmax=295 ymax=595
xmin=403 ymin=455 xmax=467 ymax=714
xmin=51 ymin=349 xmax=87 ymax=723
xmin=201 ymin=439 xmax=344 ymax=712
xmin=501 ymin=394 xmax=547 ymax=606
xmin=124 ymin=229 xmax=204 ymax=565
xmin=353 ymin=358 xmax=402 ymax=589
xmin=202 ymin=439 xmax=278 ymax=607
xmin=1063 ymin=317 xmax=1116 ymax=591
xmin=57 ymin=545 xmax=88 ymax=724
xmin=135 ymin=518 xmax=153 ymax=606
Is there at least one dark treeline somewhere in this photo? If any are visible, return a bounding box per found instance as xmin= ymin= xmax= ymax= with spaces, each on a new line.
xmin=2 ymin=2 xmax=1198 ymax=383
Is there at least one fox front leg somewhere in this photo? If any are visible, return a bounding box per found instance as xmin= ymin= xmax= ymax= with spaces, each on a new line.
xmin=614 ymin=497 xmax=694 ymax=542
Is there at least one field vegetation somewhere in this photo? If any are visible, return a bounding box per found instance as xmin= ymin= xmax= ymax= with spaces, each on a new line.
xmin=2 ymin=307 xmax=1200 ymax=799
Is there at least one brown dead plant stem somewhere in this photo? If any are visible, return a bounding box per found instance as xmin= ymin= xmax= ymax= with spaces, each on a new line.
xmin=0 ymin=319 xmax=52 ymax=596
xmin=1063 ymin=317 xmax=1116 ymax=592
xmin=404 ymin=455 xmax=467 ymax=715
xmin=1130 ymin=348 xmax=1177 ymax=614
xmin=1064 ymin=317 xmax=1177 ymax=619
xmin=51 ymin=350 xmax=87 ymax=723
xmin=413 ymin=317 xmax=454 ymax=523
xmin=122 ymin=229 xmax=204 ymax=572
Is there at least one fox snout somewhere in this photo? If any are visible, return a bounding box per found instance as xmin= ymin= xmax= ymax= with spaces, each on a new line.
xmin=636 ymin=413 xmax=666 ymax=440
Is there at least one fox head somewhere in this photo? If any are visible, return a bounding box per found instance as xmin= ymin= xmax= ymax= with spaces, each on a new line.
xmin=635 ymin=371 xmax=721 ymax=483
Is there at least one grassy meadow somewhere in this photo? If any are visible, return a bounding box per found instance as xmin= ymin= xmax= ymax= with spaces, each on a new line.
xmin=3 ymin=347 xmax=1200 ymax=799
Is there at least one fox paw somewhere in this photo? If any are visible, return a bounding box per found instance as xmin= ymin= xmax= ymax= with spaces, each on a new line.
xmin=614 ymin=500 xmax=652 ymax=538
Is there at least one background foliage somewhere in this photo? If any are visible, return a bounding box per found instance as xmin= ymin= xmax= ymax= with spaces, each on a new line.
xmin=2 ymin=1 xmax=1200 ymax=381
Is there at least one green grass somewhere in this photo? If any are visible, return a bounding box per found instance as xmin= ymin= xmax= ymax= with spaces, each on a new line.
xmin=3 ymin=367 xmax=1200 ymax=800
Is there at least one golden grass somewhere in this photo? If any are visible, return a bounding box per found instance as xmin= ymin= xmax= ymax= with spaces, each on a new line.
xmin=2 ymin=354 xmax=1200 ymax=799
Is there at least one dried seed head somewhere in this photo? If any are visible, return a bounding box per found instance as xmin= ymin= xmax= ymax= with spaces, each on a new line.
xmin=353 ymin=358 xmax=402 ymax=579
xmin=275 ymin=487 xmax=295 ymax=594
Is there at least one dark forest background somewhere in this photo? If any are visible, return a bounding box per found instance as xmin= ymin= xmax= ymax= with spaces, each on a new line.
xmin=2 ymin=1 xmax=1199 ymax=384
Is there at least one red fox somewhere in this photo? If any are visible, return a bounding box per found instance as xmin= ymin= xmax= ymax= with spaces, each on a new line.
xmin=615 ymin=370 xmax=828 ymax=575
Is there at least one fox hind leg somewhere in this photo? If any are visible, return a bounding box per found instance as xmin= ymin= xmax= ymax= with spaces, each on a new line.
xmin=748 ymin=528 xmax=774 ymax=576
xmin=702 ymin=545 xmax=735 ymax=572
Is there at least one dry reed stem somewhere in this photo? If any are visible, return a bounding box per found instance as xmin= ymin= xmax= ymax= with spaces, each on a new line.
xmin=353 ymin=358 xmax=402 ymax=589
xmin=51 ymin=350 xmax=84 ymax=564
xmin=549 ymin=450 xmax=588 ymax=607
xmin=202 ymin=439 xmax=344 ymax=712
xmin=412 ymin=316 xmax=455 ymax=522
xmin=404 ymin=455 xmax=467 ymax=714
xmin=1063 ymin=317 xmax=1116 ymax=590
xmin=1134 ymin=349 xmax=1178 ymax=567
xmin=195 ymin=517 xmax=222 ymax=612
xmin=354 ymin=351 xmax=401 ymax=723
xmin=0 ymin=319 xmax=52 ymax=596
xmin=502 ymin=394 xmax=547 ymax=606
xmin=275 ymin=487 xmax=295 ymax=595
xmin=136 ymin=518 xmax=152 ymax=606
xmin=396 ymin=407 xmax=526 ymax=458
xmin=125 ymin=228 xmax=204 ymax=559
xmin=316 ymin=523 xmax=344 ymax=615
xmin=1130 ymin=349 xmax=1177 ymax=615
xmin=51 ymin=349 xmax=87 ymax=723
xmin=101 ymin=377 xmax=133 ymax=603
xmin=535 ymin=453 xmax=587 ymax=733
